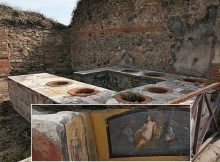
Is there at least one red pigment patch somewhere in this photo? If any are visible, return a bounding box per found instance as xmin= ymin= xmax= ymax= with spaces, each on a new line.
xmin=32 ymin=130 xmax=62 ymax=161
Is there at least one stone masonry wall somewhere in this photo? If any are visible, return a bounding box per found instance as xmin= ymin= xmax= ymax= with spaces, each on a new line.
xmin=71 ymin=0 xmax=220 ymax=78
xmin=0 ymin=5 xmax=71 ymax=75
xmin=4 ymin=25 xmax=71 ymax=75
xmin=210 ymin=6 xmax=220 ymax=82
xmin=0 ymin=24 xmax=10 ymax=76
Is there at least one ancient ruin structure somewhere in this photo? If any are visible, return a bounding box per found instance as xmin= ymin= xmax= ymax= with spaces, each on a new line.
xmin=1 ymin=1 xmax=220 ymax=79
xmin=1 ymin=0 xmax=220 ymax=161
xmin=71 ymin=0 xmax=220 ymax=79
xmin=8 ymin=68 xmax=218 ymax=161
xmin=0 ymin=5 xmax=71 ymax=76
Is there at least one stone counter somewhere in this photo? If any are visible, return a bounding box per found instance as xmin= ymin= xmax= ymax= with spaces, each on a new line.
xmin=8 ymin=68 xmax=208 ymax=121
xmin=8 ymin=73 xmax=116 ymax=121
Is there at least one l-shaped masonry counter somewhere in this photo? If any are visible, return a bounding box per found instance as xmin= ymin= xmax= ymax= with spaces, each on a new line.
xmin=8 ymin=73 xmax=116 ymax=122
xmin=8 ymin=67 xmax=207 ymax=122
xmin=8 ymin=67 xmax=217 ymax=161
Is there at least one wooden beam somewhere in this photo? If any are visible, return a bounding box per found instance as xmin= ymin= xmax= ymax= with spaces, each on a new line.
xmin=192 ymin=95 xmax=204 ymax=155
xmin=204 ymin=94 xmax=219 ymax=131
xmin=191 ymin=94 xmax=203 ymax=120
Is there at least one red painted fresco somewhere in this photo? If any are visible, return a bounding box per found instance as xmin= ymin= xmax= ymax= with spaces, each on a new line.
xmin=32 ymin=130 xmax=62 ymax=161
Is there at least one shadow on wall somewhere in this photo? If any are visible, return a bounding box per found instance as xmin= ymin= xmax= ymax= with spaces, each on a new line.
xmin=172 ymin=6 xmax=217 ymax=78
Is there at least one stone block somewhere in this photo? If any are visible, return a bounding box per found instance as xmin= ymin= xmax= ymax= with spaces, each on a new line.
xmin=0 ymin=28 xmax=6 ymax=36
xmin=0 ymin=43 xmax=8 ymax=51
xmin=0 ymin=51 xmax=9 ymax=59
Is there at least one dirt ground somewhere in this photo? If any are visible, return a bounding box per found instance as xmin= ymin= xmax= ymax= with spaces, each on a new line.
xmin=0 ymin=78 xmax=31 ymax=162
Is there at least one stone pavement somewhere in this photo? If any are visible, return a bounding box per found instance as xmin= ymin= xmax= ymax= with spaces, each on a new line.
xmin=195 ymin=136 xmax=220 ymax=162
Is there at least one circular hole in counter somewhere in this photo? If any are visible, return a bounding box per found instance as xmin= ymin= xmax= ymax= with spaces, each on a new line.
xmin=121 ymin=69 xmax=140 ymax=73
xmin=68 ymin=87 xmax=99 ymax=97
xmin=144 ymin=86 xmax=173 ymax=94
xmin=179 ymin=77 xmax=207 ymax=84
xmin=115 ymin=92 xmax=152 ymax=104
xmin=45 ymin=80 xmax=72 ymax=87
xmin=143 ymin=72 xmax=167 ymax=77
xmin=179 ymin=89 xmax=195 ymax=94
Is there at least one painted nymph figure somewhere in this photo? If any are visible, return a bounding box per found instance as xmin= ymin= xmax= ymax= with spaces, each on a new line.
xmin=134 ymin=114 xmax=156 ymax=149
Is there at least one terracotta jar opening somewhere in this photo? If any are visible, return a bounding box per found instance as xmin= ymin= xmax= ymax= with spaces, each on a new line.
xmin=45 ymin=80 xmax=72 ymax=87
xmin=68 ymin=87 xmax=99 ymax=97
xmin=121 ymin=69 xmax=139 ymax=73
xmin=145 ymin=86 xmax=173 ymax=94
xmin=116 ymin=92 xmax=151 ymax=104
xmin=179 ymin=89 xmax=195 ymax=94
xmin=144 ymin=72 xmax=166 ymax=77
xmin=180 ymin=77 xmax=207 ymax=84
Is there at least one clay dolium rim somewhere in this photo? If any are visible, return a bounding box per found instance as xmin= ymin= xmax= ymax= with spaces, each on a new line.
xmin=45 ymin=80 xmax=72 ymax=87
xmin=115 ymin=92 xmax=152 ymax=104
xmin=144 ymin=86 xmax=173 ymax=94
xmin=179 ymin=77 xmax=208 ymax=84
xmin=68 ymin=87 xmax=100 ymax=97
xmin=121 ymin=69 xmax=140 ymax=73
xmin=143 ymin=72 xmax=167 ymax=77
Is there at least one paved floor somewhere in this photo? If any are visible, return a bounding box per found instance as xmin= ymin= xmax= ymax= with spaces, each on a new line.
xmin=195 ymin=136 xmax=220 ymax=162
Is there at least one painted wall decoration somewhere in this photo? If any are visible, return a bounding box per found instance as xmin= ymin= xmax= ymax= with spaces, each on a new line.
xmin=106 ymin=108 xmax=190 ymax=158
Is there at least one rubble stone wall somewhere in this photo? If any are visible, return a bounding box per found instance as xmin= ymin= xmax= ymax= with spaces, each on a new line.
xmin=0 ymin=24 xmax=10 ymax=76
xmin=4 ymin=25 xmax=71 ymax=75
xmin=0 ymin=5 xmax=71 ymax=76
xmin=71 ymin=0 xmax=220 ymax=78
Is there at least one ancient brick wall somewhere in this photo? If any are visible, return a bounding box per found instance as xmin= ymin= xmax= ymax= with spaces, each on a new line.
xmin=42 ymin=28 xmax=71 ymax=74
xmin=4 ymin=25 xmax=71 ymax=75
xmin=0 ymin=24 xmax=11 ymax=76
xmin=71 ymin=0 xmax=220 ymax=78
xmin=0 ymin=5 xmax=71 ymax=75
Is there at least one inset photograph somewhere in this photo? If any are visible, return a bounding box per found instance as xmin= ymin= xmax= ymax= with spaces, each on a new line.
xmin=32 ymin=104 xmax=190 ymax=161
